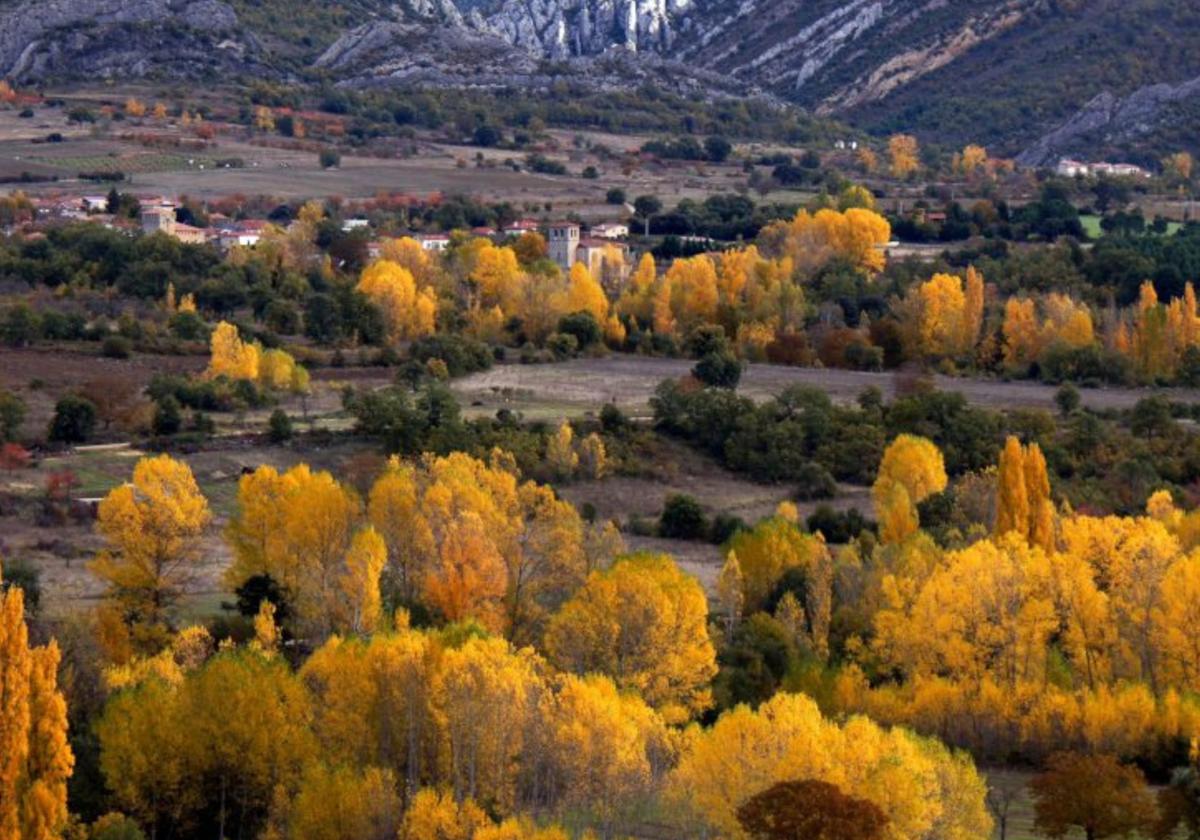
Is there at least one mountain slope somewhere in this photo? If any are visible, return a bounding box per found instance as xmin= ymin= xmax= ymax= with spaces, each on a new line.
xmin=4 ymin=0 xmax=1200 ymax=161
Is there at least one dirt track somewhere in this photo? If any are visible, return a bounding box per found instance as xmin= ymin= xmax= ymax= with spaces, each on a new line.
xmin=455 ymin=355 xmax=1200 ymax=414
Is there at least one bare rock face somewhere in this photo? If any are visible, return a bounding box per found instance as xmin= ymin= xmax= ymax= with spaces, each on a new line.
xmin=0 ymin=0 xmax=262 ymax=81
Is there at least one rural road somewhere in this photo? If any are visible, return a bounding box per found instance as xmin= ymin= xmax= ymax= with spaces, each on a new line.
xmin=455 ymin=356 xmax=1200 ymax=414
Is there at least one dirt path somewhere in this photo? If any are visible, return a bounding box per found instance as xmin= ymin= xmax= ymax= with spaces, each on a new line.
xmin=455 ymin=355 xmax=1200 ymax=415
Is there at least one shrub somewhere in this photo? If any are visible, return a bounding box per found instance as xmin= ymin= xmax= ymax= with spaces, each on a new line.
xmin=49 ymin=395 xmax=97 ymax=443
xmin=0 ymin=388 xmax=26 ymax=441
xmin=319 ymin=149 xmax=341 ymax=169
xmin=101 ymin=335 xmax=133 ymax=359
xmin=693 ymin=351 xmax=742 ymax=389
xmin=546 ymin=332 xmax=579 ymax=360
xmin=557 ymin=311 xmax=602 ymax=349
xmin=794 ymin=462 xmax=837 ymax=500
xmin=659 ymin=493 xmax=708 ymax=540
xmin=268 ymin=409 xmax=293 ymax=443
xmin=169 ymin=311 xmax=208 ymax=341
xmin=152 ymin=396 xmax=183 ymax=436
xmin=409 ymin=335 xmax=492 ymax=378
xmin=606 ymin=188 xmax=626 ymax=205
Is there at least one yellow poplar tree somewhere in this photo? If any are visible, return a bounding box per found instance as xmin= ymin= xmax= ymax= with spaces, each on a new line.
xmin=91 ymin=455 xmax=212 ymax=648
xmin=888 ymin=134 xmax=920 ymax=178
xmin=0 ymin=566 xmax=73 ymax=840
xmin=872 ymin=435 xmax=947 ymax=545
xmin=206 ymin=321 xmax=260 ymax=381
xmin=544 ymin=552 xmax=717 ymax=724
xmin=357 ymin=260 xmax=437 ymax=343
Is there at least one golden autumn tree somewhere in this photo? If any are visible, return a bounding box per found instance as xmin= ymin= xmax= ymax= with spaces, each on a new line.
xmin=994 ymin=437 xmax=1055 ymax=550
xmin=724 ymin=518 xmax=832 ymax=657
xmin=366 ymin=453 xmax=588 ymax=643
xmin=958 ymin=144 xmax=988 ymax=175
xmin=206 ymin=321 xmax=260 ymax=381
xmin=224 ymin=464 xmax=385 ymax=639
xmin=669 ymin=692 xmax=991 ymax=840
xmin=888 ymin=134 xmax=920 ymax=178
xmin=98 ymin=649 xmax=316 ymax=839
xmin=545 ymin=421 xmax=579 ymax=480
xmin=124 ymin=98 xmax=146 ymax=118
xmin=357 ymin=260 xmax=438 ymax=343
xmin=1 ymin=566 xmax=74 ymax=840
xmin=401 ymin=788 xmax=489 ymax=840
xmin=565 ymin=262 xmax=609 ymax=324
xmin=871 ymin=435 xmax=947 ymax=544
xmin=544 ymin=552 xmax=717 ymax=724
xmin=91 ymin=455 xmax=212 ymax=649
xmin=273 ymin=765 xmax=402 ymax=840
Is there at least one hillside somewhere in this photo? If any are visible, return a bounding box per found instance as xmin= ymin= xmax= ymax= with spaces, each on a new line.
xmin=3 ymin=0 xmax=1200 ymax=161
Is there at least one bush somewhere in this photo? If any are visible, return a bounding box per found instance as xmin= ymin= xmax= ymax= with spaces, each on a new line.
xmin=606 ymin=188 xmax=627 ymax=205
xmin=693 ymin=351 xmax=742 ymax=389
xmin=152 ymin=396 xmax=183 ymax=436
xmin=168 ymin=311 xmax=208 ymax=341
xmin=794 ymin=462 xmax=837 ymax=501
xmin=101 ymin=335 xmax=132 ymax=359
xmin=600 ymin=403 xmax=628 ymax=434
xmin=709 ymin=513 xmax=747 ymax=545
xmin=268 ymin=409 xmax=293 ymax=443
xmin=557 ymin=311 xmax=602 ymax=349
xmin=319 ymin=149 xmax=341 ymax=169
xmin=659 ymin=493 xmax=708 ymax=540
xmin=0 ymin=388 xmax=26 ymax=441
xmin=546 ymin=332 xmax=579 ymax=360
xmin=805 ymin=505 xmax=872 ymax=543
xmin=1055 ymin=383 xmax=1081 ymax=416
xmin=49 ymin=395 xmax=97 ymax=443
xmin=409 ymin=335 xmax=492 ymax=378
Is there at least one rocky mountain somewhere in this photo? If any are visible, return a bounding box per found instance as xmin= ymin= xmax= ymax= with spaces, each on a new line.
xmin=4 ymin=0 xmax=1200 ymax=161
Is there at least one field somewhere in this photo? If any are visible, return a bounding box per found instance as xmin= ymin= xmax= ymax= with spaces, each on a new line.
xmin=0 ymin=102 xmax=817 ymax=214
xmin=453 ymin=354 xmax=1200 ymax=417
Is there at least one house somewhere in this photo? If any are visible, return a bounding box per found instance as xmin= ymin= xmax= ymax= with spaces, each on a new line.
xmin=547 ymin=222 xmax=580 ymax=270
xmin=1092 ymin=162 xmax=1152 ymax=179
xmin=217 ymin=220 xmax=269 ymax=249
xmin=472 ymin=226 xmax=497 ymax=238
xmin=576 ymin=238 xmax=630 ymax=292
xmin=502 ymin=219 xmax=540 ymax=236
xmin=81 ymin=195 xmax=109 ymax=213
xmin=140 ymin=206 xmax=210 ymax=245
xmin=588 ymin=222 xmax=628 ymax=240
xmin=416 ymin=233 xmax=451 ymax=252
xmin=342 ymin=218 xmax=370 ymax=232
xmin=1056 ymin=159 xmax=1090 ymax=177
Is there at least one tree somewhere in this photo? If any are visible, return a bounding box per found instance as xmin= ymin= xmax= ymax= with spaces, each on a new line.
xmin=319 ymin=149 xmax=341 ymax=170
xmin=268 ymin=409 xmax=293 ymax=443
xmin=545 ymin=421 xmax=579 ymax=480
xmin=544 ymin=552 xmax=717 ymax=724
xmin=0 ymin=388 xmax=26 ymax=441
xmin=693 ymin=350 xmax=742 ymax=389
xmin=659 ymin=494 xmax=707 ymax=540
xmin=276 ymin=765 xmax=402 ymax=840
xmin=669 ymin=692 xmax=992 ymax=840
xmin=0 ymin=566 xmax=73 ymax=840
xmin=888 ymin=134 xmax=920 ymax=178
xmin=633 ymin=195 xmax=662 ymax=236
xmin=48 ymin=395 xmax=97 ymax=444
xmin=1031 ymin=752 xmax=1158 ymax=840
xmin=206 ymin=321 xmax=259 ymax=382
xmin=871 ymin=435 xmax=947 ymax=544
xmin=91 ymin=455 xmax=211 ymax=650
xmin=357 ymin=260 xmax=437 ymax=343
xmin=736 ymin=779 xmax=888 ymax=840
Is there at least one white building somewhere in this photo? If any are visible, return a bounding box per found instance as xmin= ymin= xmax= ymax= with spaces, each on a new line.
xmin=589 ymin=222 xmax=629 ymax=240
xmin=417 ymin=233 xmax=451 ymax=252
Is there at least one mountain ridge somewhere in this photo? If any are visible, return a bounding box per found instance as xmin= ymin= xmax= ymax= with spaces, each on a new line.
xmin=3 ymin=0 xmax=1199 ymax=162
